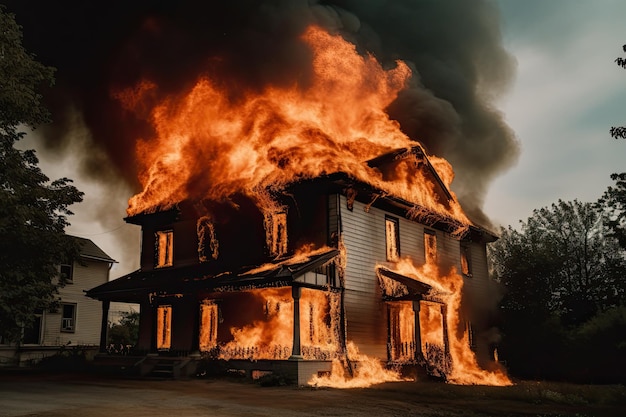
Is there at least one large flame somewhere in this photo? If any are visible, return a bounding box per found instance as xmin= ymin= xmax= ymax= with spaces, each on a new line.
xmin=118 ymin=25 xmax=468 ymax=224
xmin=218 ymin=287 xmax=339 ymax=361
xmin=392 ymin=258 xmax=512 ymax=386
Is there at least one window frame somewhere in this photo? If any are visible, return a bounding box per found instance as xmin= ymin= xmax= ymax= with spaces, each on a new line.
xmin=385 ymin=215 xmax=400 ymax=261
xmin=424 ymin=229 xmax=437 ymax=265
xmin=60 ymin=263 xmax=73 ymax=284
xmin=460 ymin=243 xmax=473 ymax=278
xmin=60 ymin=303 xmax=77 ymax=333
xmin=155 ymin=230 xmax=174 ymax=268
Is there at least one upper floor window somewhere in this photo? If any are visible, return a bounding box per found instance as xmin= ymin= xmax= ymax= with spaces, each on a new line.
xmin=424 ymin=230 xmax=437 ymax=264
xmin=460 ymin=244 xmax=472 ymax=277
xmin=61 ymin=303 xmax=76 ymax=333
xmin=155 ymin=230 xmax=174 ymax=268
xmin=60 ymin=263 xmax=73 ymax=283
xmin=266 ymin=212 xmax=287 ymax=257
xmin=385 ymin=216 xmax=400 ymax=261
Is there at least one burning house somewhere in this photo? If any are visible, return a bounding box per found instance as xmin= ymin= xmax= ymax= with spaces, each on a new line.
xmin=87 ymin=26 xmax=510 ymax=386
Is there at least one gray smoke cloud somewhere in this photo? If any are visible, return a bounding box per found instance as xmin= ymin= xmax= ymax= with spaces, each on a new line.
xmin=6 ymin=0 xmax=518 ymax=231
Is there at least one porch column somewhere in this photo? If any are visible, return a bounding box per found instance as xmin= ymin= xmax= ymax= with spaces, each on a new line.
xmin=150 ymin=301 xmax=158 ymax=353
xmin=99 ymin=300 xmax=110 ymax=353
xmin=190 ymin=299 xmax=201 ymax=357
xmin=440 ymin=304 xmax=450 ymax=368
xmin=412 ymin=300 xmax=422 ymax=361
xmin=289 ymin=285 xmax=303 ymax=360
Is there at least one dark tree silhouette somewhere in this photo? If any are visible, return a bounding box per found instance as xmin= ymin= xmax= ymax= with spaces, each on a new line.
xmin=0 ymin=6 xmax=83 ymax=343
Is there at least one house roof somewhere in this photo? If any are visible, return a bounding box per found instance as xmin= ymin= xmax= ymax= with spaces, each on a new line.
xmin=86 ymin=248 xmax=338 ymax=301
xmin=72 ymin=236 xmax=116 ymax=263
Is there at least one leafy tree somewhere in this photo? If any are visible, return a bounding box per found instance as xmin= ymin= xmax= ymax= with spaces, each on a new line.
xmin=108 ymin=310 xmax=140 ymax=347
xmin=0 ymin=6 xmax=83 ymax=343
xmin=490 ymin=199 xmax=626 ymax=381
xmin=492 ymin=200 xmax=624 ymax=324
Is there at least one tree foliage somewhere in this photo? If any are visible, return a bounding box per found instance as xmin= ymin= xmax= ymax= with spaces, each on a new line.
xmin=489 ymin=198 xmax=626 ymax=382
xmin=108 ymin=310 xmax=140 ymax=347
xmin=0 ymin=6 xmax=83 ymax=343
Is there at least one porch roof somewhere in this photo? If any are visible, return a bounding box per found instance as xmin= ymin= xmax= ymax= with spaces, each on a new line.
xmin=85 ymin=248 xmax=339 ymax=302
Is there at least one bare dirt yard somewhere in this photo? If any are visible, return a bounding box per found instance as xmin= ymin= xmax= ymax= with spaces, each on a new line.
xmin=0 ymin=371 xmax=624 ymax=417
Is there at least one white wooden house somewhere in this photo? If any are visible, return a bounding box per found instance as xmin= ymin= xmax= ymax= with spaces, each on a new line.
xmin=0 ymin=237 xmax=115 ymax=366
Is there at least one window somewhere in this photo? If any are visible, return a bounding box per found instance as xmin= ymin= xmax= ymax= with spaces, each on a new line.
xmin=460 ymin=244 xmax=472 ymax=277
xmin=266 ymin=212 xmax=287 ymax=257
xmin=199 ymin=301 xmax=218 ymax=352
xmin=385 ymin=216 xmax=400 ymax=261
xmin=156 ymin=305 xmax=172 ymax=350
xmin=424 ymin=230 xmax=437 ymax=264
xmin=61 ymin=303 xmax=76 ymax=333
xmin=60 ymin=263 xmax=73 ymax=283
xmin=197 ymin=216 xmax=219 ymax=262
xmin=155 ymin=230 xmax=174 ymax=268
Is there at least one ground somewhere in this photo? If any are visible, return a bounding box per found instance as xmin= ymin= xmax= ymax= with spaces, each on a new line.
xmin=0 ymin=371 xmax=624 ymax=417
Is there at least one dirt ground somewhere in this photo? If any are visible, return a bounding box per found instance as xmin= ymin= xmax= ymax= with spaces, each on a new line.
xmin=0 ymin=371 xmax=624 ymax=417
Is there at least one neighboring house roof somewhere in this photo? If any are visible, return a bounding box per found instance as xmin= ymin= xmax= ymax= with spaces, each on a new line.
xmin=71 ymin=236 xmax=116 ymax=263
xmin=86 ymin=248 xmax=339 ymax=301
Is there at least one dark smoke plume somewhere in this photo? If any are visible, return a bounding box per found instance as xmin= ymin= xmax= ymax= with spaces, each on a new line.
xmin=4 ymin=0 xmax=518 ymax=227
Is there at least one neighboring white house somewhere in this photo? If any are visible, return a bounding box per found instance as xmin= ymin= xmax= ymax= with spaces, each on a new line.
xmin=0 ymin=236 xmax=115 ymax=366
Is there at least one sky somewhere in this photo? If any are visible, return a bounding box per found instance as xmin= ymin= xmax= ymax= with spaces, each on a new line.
xmin=484 ymin=0 xmax=626 ymax=228
xmin=16 ymin=0 xmax=626 ymax=279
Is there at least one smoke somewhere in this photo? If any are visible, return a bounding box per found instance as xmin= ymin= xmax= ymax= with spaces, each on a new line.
xmin=5 ymin=0 xmax=517 ymax=227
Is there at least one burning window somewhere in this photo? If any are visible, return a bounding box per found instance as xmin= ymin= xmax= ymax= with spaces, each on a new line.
xmin=385 ymin=216 xmax=400 ymax=261
xmin=266 ymin=212 xmax=287 ymax=257
xmin=60 ymin=263 xmax=73 ymax=283
xmin=197 ymin=216 xmax=219 ymax=262
xmin=156 ymin=305 xmax=172 ymax=350
xmin=199 ymin=301 xmax=218 ymax=352
xmin=60 ymin=303 xmax=76 ymax=333
xmin=155 ymin=230 xmax=174 ymax=268
xmin=460 ymin=244 xmax=472 ymax=277
xmin=387 ymin=301 xmax=415 ymax=362
xmin=424 ymin=230 xmax=437 ymax=264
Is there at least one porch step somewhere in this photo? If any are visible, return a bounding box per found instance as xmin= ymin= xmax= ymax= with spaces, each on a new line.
xmin=141 ymin=356 xmax=196 ymax=379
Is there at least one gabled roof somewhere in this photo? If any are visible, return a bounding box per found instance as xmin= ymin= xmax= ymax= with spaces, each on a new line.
xmin=72 ymin=236 xmax=116 ymax=263
xmin=86 ymin=248 xmax=339 ymax=301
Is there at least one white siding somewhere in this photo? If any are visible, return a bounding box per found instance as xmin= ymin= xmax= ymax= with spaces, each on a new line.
xmin=339 ymin=195 xmax=429 ymax=358
xmin=336 ymin=194 xmax=492 ymax=360
xmin=41 ymin=259 xmax=109 ymax=346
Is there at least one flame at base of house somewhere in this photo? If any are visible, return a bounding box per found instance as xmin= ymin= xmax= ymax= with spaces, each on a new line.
xmin=308 ymin=342 xmax=409 ymax=388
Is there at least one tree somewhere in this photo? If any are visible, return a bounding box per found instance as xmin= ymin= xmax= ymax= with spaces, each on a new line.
xmin=0 ymin=6 xmax=83 ymax=343
xmin=492 ymin=199 xmax=624 ymax=325
xmin=489 ymin=199 xmax=626 ymax=381
xmin=611 ymin=44 xmax=626 ymax=139
xmin=108 ymin=310 xmax=140 ymax=348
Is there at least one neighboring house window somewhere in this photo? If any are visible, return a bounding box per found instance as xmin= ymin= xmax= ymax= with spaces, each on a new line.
xmin=155 ymin=230 xmax=174 ymax=268
xmin=424 ymin=230 xmax=437 ymax=264
xmin=61 ymin=303 xmax=76 ymax=333
xmin=23 ymin=309 xmax=44 ymax=344
xmin=385 ymin=216 xmax=400 ymax=261
xmin=460 ymin=244 xmax=472 ymax=277
xmin=60 ymin=263 xmax=73 ymax=283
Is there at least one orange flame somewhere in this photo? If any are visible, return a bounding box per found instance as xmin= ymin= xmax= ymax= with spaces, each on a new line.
xmin=392 ymin=258 xmax=512 ymax=386
xmin=117 ymin=25 xmax=469 ymax=225
xmin=308 ymin=342 xmax=407 ymax=388
xmin=219 ymin=287 xmax=339 ymax=361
